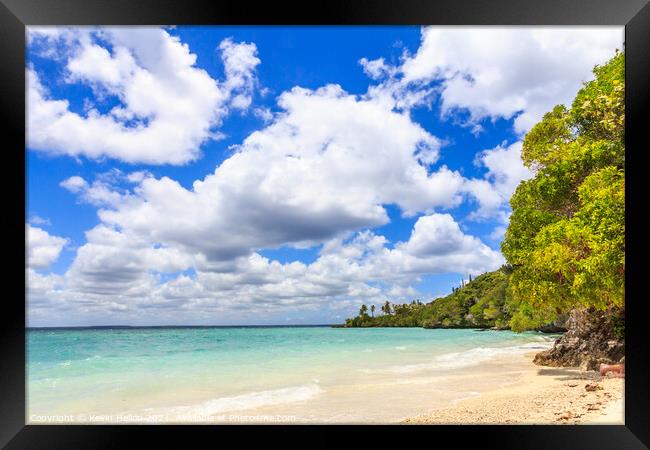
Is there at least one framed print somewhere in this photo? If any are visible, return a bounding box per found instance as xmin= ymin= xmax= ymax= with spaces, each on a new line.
xmin=2 ymin=0 xmax=649 ymax=447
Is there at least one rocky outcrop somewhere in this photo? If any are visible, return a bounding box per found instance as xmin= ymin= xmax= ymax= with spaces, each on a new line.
xmin=533 ymin=307 xmax=624 ymax=371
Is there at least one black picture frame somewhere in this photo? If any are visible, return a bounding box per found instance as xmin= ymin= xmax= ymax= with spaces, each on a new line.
xmin=2 ymin=0 xmax=648 ymax=447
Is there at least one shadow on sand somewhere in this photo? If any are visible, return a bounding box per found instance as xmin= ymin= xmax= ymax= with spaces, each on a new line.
xmin=536 ymin=367 xmax=601 ymax=381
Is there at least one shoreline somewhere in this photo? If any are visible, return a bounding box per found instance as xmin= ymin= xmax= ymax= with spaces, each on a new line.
xmin=28 ymin=327 xmax=623 ymax=425
xmin=403 ymin=352 xmax=624 ymax=425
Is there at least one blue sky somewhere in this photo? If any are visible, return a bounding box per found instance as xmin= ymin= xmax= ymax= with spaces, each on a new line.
xmin=26 ymin=26 xmax=622 ymax=326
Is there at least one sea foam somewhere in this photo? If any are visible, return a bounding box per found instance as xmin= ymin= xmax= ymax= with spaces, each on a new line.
xmin=158 ymin=383 xmax=324 ymax=417
xmin=362 ymin=341 xmax=554 ymax=375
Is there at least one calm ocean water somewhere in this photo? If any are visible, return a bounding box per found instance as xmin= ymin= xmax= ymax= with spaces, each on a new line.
xmin=27 ymin=327 xmax=556 ymax=423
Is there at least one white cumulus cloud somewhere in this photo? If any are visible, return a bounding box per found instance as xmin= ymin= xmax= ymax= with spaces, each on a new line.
xmin=80 ymin=84 xmax=465 ymax=265
xmin=26 ymin=224 xmax=68 ymax=269
xmin=399 ymin=27 xmax=623 ymax=133
xmin=464 ymin=141 xmax=534 ymax=220
xmin=27 ymin=27 xmax=261 ymax=165
xmin=27 ymin=213 xmax=502 ymax=323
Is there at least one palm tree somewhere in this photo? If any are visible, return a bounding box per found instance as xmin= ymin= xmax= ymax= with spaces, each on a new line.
xmin=359 ymin=304 xmax=368 ymax=317
xmin=382 ymin=301 xmax=391 ymax=315
xmin=370 ymin=304 xmax=375 ymax=317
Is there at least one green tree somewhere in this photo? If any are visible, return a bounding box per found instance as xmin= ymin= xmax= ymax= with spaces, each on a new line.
xmin=370 ymin=304 xmax=375 ymax=317
xmin=502 ymin=51 xmax=625 ymax=331
xmin=359 ymin=304 xmax=368 ymax=317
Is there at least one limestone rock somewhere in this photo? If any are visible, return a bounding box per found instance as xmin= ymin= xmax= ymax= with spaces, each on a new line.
xmin=533 ymin=307 xmax=624 ymax=370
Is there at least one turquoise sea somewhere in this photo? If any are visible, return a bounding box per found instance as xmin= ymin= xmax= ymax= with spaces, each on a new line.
xmin=27 ymin=326 xmax=556 ymax=423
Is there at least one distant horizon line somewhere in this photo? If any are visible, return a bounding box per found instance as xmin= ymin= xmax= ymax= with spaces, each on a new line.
xmin=26 ymin=323 xmax=341 ymax=330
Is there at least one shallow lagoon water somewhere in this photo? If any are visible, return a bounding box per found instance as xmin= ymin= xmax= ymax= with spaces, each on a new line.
xmin=27 ymin=326 xmax=556 ymax=423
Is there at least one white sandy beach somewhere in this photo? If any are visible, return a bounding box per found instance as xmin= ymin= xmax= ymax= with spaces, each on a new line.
xmin=403 ymin=352 xmax=624 ymax=425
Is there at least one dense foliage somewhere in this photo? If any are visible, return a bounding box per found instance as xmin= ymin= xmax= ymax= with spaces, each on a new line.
xmin=344 ymin=52 xmax=624 ymax=333
xmin=502 ymin=51 xmax=625 ymax=331
xmin=344 ymin=267 xmax=512 ymax=329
